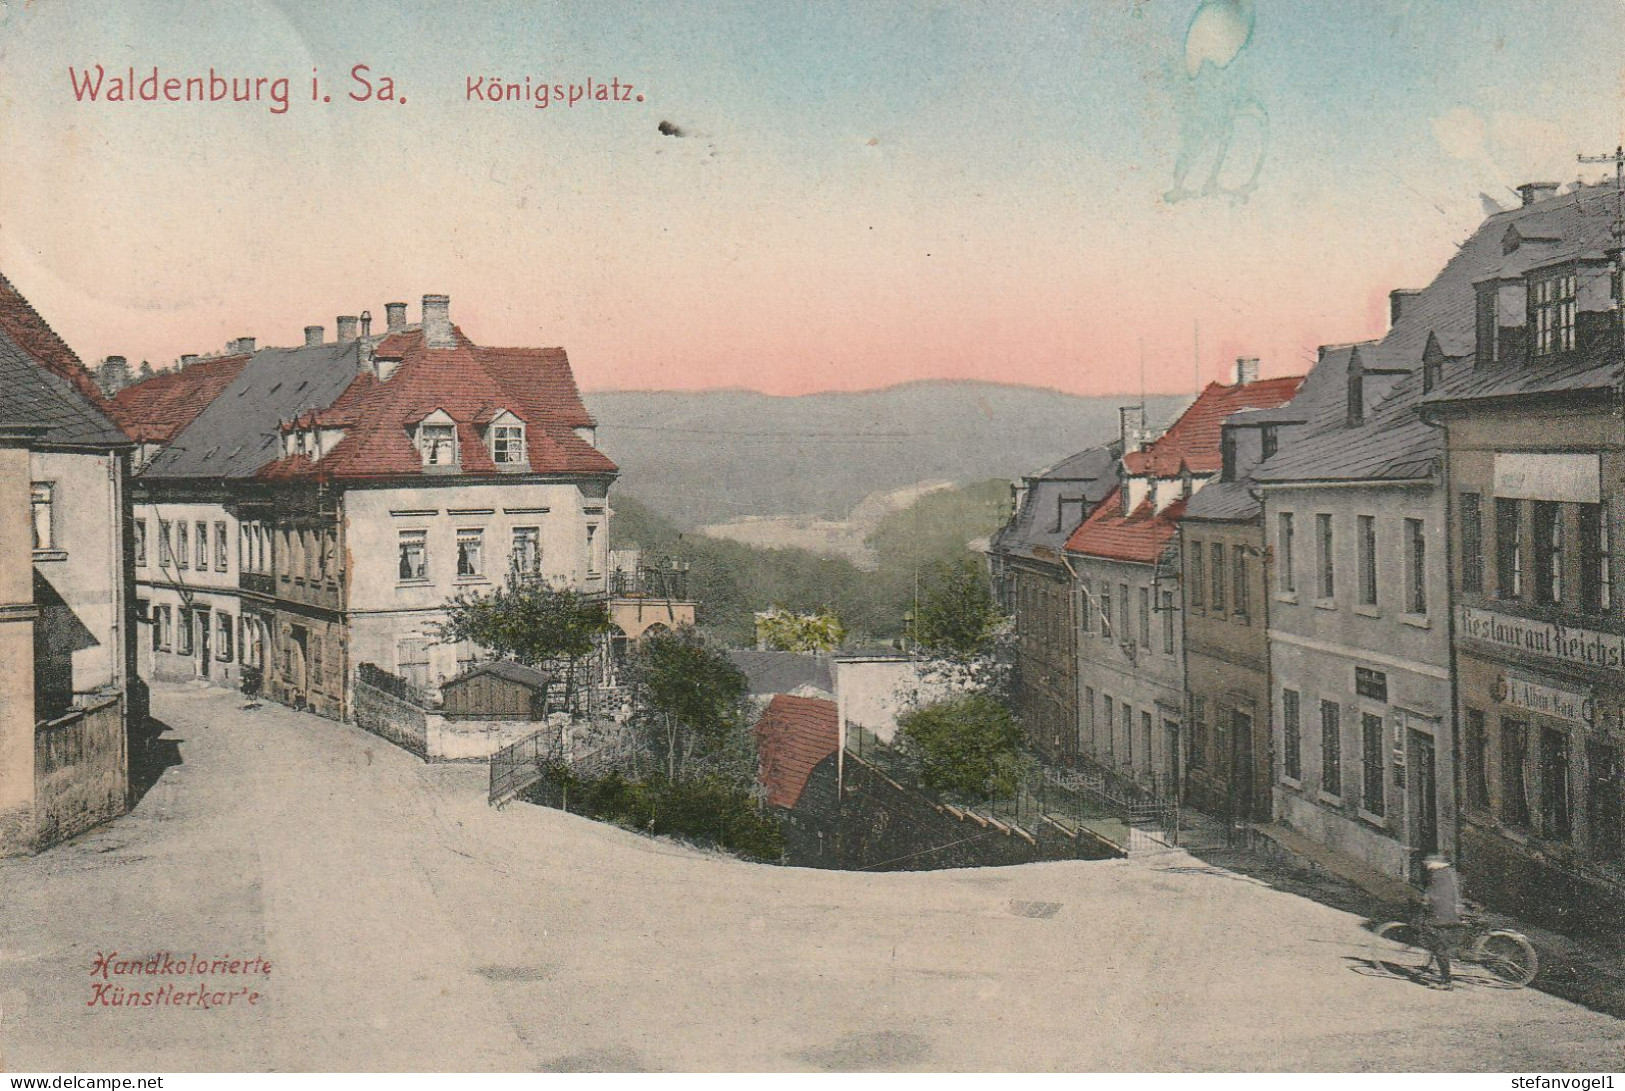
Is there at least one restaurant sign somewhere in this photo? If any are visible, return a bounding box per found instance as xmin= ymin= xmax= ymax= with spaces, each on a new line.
xmin=1457 ymin=606 xmax=1625 ymax=672
xmin=1494 ymin=673 xmax=1595 ymax=726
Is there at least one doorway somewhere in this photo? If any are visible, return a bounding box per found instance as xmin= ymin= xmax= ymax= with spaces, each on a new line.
xmin=1407 ymin=727 xmax=1439 ymax=878
xmin=1231 ymin=709 xmax=1256 ymax=821
xmin=197 ymin=607 xmax=211 ymax=680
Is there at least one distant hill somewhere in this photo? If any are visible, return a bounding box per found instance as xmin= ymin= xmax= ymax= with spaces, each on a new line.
xmin=584 ymin=382 xmax=1190 ymax=528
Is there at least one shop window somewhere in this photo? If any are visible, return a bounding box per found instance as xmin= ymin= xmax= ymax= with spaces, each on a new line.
xmin=1282 ymin=689 xmax=1301 ymax=781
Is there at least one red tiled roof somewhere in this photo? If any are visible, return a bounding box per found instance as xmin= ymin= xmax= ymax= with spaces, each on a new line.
xmin=256 ymin=327 xmax=616 ymax=482
xmin=115 ymin=354 xmax=250 ymax=443
xmin=1119 ymin=376 xmax=1304 ymax=477
xmin=754 ymin=694 xmax=839 ymax=810
xmin=1065 ymin=376 xmax=1302 ymax=563
xmin=0 ymin=271 xmax=130 ymax=438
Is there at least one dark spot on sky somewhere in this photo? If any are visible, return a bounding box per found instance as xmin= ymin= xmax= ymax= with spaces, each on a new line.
xmin=657 ymin=120 xmax=685 ymax=138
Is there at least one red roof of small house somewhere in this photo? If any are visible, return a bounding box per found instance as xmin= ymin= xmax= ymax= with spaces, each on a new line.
xmin=256 ymin=327 xmax=616 ymax=482
xmin=1065 ymin=376 xmax=1302 ymax=564
xmin=1119 ymin=376 xmax=1304 ymax=478
xmin=115 ymin=354 xmax=250 ymax=443
xmin=0 ymin=271 xmax=131 ymax=440
xmin=754 ymin=694 xmax=839 ymax=810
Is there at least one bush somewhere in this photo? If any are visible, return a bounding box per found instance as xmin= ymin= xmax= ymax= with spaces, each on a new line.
xmin=529 ymin=767 xmax=784 ymax=862
xmin=898 ymin=694 xmax=1023 ymax=800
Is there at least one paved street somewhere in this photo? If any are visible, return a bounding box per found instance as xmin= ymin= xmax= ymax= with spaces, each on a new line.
xmin=3 ymin=683 xmax=1622 ymax=1072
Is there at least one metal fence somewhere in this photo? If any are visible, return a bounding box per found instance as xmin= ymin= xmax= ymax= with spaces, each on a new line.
xmin=488 ymin=729 xmax=561 ymax=807
xmin=843 ymin=729 xmax=1180 ymax=856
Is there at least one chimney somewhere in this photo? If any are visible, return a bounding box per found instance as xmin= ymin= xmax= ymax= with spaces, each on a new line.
xmin=231 ymin=337 xmax=255 ymax=355
xmin=1516 ymin=182 xmax=1560 ymax=207
xmin=422 ymin=294 xmax=453 ymax=347
xmin=180 ymin=354 xmax=198 ymax=368
xmin=1389 ymin=289 xmax=1421 ymax=328
xmin=360 ymin=310 xmax=372 ymax=339
xmin=1235 ymin=357 xmax=1259 ymax=386
xmin=304 ymin=325 xmax=325 ymax=347
xmin=336 ymin=316 xmax=360 ymax=342
xmin=385 ymin=302 xmax=408 ymax=332
xmin=1119 ymin=405 xmax=1147 ymax=454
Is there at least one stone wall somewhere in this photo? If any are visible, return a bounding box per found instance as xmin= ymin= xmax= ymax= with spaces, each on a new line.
xmin=34 ymin=695 xmax=127 ymax=849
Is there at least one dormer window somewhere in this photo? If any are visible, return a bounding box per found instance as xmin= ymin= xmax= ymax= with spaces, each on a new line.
xmin=414 ymin=410 xmax=459 ymax=467
xmin=1530 ymin=269 xmax=1576 ymax=357
xmin=482 ymin=410 xmax=528 ymax=468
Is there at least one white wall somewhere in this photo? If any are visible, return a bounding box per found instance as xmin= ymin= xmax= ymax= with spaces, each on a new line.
xmin=834 ymin=657 xmax=958 ymax=745
xmin=31 ymin=449 xmax=123 ymax=697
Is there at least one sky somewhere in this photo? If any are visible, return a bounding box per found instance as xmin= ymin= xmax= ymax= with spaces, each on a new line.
xmin=0 ymin=0 xmax=1621 ymax=397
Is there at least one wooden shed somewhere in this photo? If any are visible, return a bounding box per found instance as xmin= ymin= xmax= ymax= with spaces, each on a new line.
xmin=440 ymin=660 xmax=552 ymax=721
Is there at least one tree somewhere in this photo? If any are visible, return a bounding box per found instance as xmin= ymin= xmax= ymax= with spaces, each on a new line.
xmin=623 ymin=626 xmax=752 ymax=783
xmin=897 ymin=694 xmax=1023 ymax=800
xmin=436 ymin=581 xmax=610 ymax=712
xmin=754 ymin=605 xmax=846 ymax=653
xmin=907 ymin=556 xmax=1001 ymax=660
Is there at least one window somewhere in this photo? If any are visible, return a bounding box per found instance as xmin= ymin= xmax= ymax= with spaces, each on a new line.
xmin=1261 ymin=426 xmax=1279 ymax=461
xmin=1476 ymin=286 xmax=1499 ymax=366
xmin=1209 ymin=543 xmax=1226 ymax=612
xmin=1316 ymin=514 xmax=1335 ymax=599
xmin=1355 ymin=667 xmax=1387 ymax=702
xmin=217 ymin=612 xmax=234 ymax=662
xmin=1117 ymin=582 xmax=1129 ymax=640
xmin=1085 ymin=686 xmax=1096 ymax=743
xmin=1362 ymin=712 xmax=1386 ymax=817
xmin=1103 ymin=697 xmax=1115 ymax=757
xmin=215 ymin=522 xmax=229 ymax=570
xmin=135 ymin=519 xmax=148 ymax=567
xmin=1189 ymin=541 xmax=1206 ymax=609
xmin=490 ymin=423 xmax=526 ymax=465
xmin=398 ymin=530 xmax=428 ymax=582
xmin=301 ymin=529 xmax=315 ymax=580
xmin=195 ymin=521 xmax=208 ymax=570
xmin=1530 ymin=270 xmax=1576 ymax=356
xmin=1404 ymin=518 xmax=1427 ymax=614
xmin=1138 ymin=586 xmax=1150 ymax=649
xmin=148 ymin=601 xmax=160 ymax=651
xmin=1123 ymin=704 xmax=1134 ymax=766
xmin=1320 ymin=700 xmax=1342 ymax=796
xmin=1189 ymin=698 xmax=1207 ymax=770
xmin=418 ymin=423 xmax=457 ymax=466
xmin=1496 ymin=499 xmax=1522 ymax=599
xmin=1539 ymin=727 xmax=1571 ymax=841
xmin=1282 ymin=689 xmax=1302 ymax=781
xmin=159 ymin=520 xmax=173 ymax=567
xmin=586 ymin=524 xmax=601 ymax=575
xmin=1160 ymin=590 xmax=1175 ymax=654
xmin=1501 ymin=719 xmax=1530 ymax=827
xmin=1141 ymin=711 xmax=1153 ymax=772
xmin=511 ymin=526 xmax=542 ymax=577
xmin=1232 ymin=546 xmax=1249 ymax=620
xmin=310 ymin=634 xmax=324 ymax=687
xmin=1465 ymin=710 xmax=1489 ymax=808
xmin=1579 ymin=503 xmax=1612 ymax=613
xmin=456 ymin=529 xmax=484 ymax=579
xmin=1277 ymin=514 xmax=1295 ymax=594
xmin=177 ymin=607 xmax=194 ymax=655
xmin=396 ymin=637 xmax=431 ymax=689
xmin=157 ymin=605 xmax=172 ymax=651
xmin=1533 ymin=501 xmax=1563 ymax=605
xmin=1587 ymin=743 xmax=1622 ymax=863
xmin=316 ymin=530 xmax=333 ymax=582
xmin=1460 ymin=493 xmax=1483 ymax=593
xmin=1099 ymin=585 xmax=1113 ymax=639
xmin=176 ymin=522 xmax=189 ymax=570
xmin=30 ymin=483 xmax=53 ymax=550
xmin=1357 ymin=515 xmax=1377 ymax=606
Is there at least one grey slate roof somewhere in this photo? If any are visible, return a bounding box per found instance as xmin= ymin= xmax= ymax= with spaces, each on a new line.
xmin=141 ymin=342 xmax=364 ymax=479
xmin=726 ymin=650 xmax=835 ymax=697
xmin=1253 ymin=363 xmax=1451 ymax=484
xmin=1422 ymin=342 xmax=1623 ymax=406
xmin=989 ymin=443 xmax=1118 ymax=562
xmin=0 ymin=343 xmax=128 ymax=448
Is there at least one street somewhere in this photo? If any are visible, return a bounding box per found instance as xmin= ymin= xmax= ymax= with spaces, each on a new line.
xmin=2 ymin=683 xmax=1622 ymax=1072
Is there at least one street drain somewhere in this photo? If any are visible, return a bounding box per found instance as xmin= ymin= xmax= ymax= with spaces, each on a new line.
xmin=1007 ymin=900 xmax=1062 ymax=919
xmin=473 ymin=964 xmax=552 ymax=982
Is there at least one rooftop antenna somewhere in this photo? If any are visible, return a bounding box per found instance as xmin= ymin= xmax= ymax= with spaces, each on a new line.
xmin=1577 ymin=144 xmax=1625 ymax=337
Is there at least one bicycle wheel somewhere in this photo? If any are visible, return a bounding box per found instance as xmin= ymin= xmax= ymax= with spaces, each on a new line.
xmin=1371 ymin=920 xmax=1434 ymax=978
xmin=1474 ymin=930 xmax=1539 ymax=987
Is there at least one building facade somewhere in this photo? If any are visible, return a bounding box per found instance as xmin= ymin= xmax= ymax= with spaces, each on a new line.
xmin=118 ymin=295 xmax=622 ymax=721
xmin=0 ymin=272 xmax=136 ymax=854
xmin=1067 ymin=372 xmax=1301 ymax=798
xmin=987 ymin=445 xmax=1117 ymax=763
xmin=1422 ymin=178 xmax=1625 ymax=928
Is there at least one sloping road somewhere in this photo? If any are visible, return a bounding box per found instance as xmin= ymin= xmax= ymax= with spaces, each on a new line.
xmin=2 ymin=683 xmax=1621 ymax=1071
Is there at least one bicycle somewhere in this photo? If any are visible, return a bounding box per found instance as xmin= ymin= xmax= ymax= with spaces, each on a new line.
xmin=1369 ymin=905 xmax=1540 ymax=988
